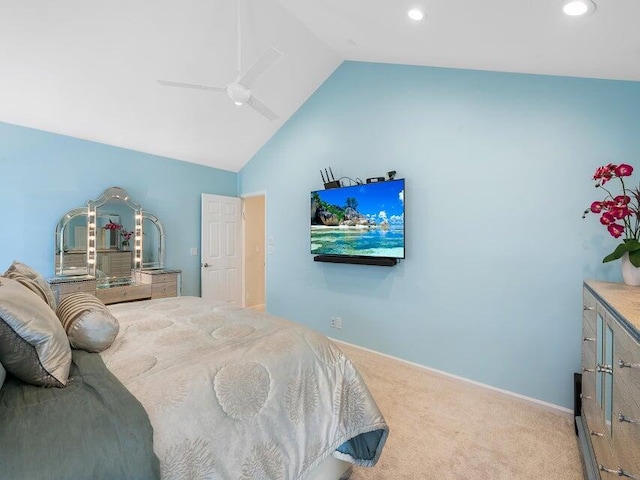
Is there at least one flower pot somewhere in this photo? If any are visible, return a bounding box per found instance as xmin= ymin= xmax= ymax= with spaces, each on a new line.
xmin=620 ymin=252 xmax=640 ymax=286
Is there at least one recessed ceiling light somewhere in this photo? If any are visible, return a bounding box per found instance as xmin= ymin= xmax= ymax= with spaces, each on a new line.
xmin=562 ymin=0 xmax=596 ymax=16
xmin=408 ymin=8 xmax=425 ymax=21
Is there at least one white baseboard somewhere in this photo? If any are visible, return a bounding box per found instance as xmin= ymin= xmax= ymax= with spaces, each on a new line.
xmin=331 ymin=338 xmax=573 ymax=417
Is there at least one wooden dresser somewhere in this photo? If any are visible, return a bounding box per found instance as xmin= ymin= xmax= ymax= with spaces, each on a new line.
xmin=579 ymin=281 xmax=640 ymax=480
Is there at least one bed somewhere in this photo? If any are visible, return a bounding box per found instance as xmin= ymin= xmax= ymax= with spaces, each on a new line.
xmin=0 ymin=267 xmax=388 ymax=480
xmin=103 ymin=296 xmax=388 ymax=479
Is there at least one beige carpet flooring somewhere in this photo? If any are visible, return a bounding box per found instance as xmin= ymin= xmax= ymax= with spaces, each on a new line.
xmin=337 ymin=342 xmax=584 ymax=480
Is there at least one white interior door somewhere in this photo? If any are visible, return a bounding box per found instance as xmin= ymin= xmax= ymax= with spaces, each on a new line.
xmin=201 ymin=194 xmax=242 ymax=303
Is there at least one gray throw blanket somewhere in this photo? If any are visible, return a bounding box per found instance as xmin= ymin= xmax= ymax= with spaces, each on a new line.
xmin=0 ymin=349 xmax=160 ymax=480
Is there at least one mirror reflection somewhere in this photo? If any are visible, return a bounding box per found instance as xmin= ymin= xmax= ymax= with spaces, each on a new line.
xmin=142 ymin=214 xmax=165 ymax=270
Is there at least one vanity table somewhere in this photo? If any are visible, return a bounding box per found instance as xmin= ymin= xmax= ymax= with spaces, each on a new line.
xmin=51 ymin=186 xmax=180 ymax=305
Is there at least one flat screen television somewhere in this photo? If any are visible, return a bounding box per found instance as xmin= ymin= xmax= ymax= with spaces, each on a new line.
xmin=310 ymin=179 xmax=405 ymax=259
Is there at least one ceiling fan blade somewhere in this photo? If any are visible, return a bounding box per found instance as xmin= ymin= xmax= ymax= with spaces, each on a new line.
xmin=238 ymin=47 xmax=283 ymax=88
xmin=157 ymin=80 xmax=226 ymax=92
xmin=247 ymin=95 xmax=279 ymax=121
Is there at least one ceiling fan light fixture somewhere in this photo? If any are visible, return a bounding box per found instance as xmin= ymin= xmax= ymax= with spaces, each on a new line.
xmin=407 ymin=8 xmax=425 ymax=21
xmin=226 ymin=83 xmax=251 ymax=105
xmin=562 ymin=0 xmax=596 ymax=16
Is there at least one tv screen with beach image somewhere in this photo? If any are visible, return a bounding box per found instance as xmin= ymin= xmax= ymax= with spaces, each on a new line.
xmin=310 ymin=179 xmax=405 ymax=259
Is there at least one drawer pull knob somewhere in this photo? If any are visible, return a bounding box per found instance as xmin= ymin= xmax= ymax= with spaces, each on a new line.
xmin=598 ymin=465 xmax=640 ymax=479
xmin=583 ymin=306 xmax=595 ymax=311
xmin=583 ymin=337 xmax=596 ymax=342
xmin=619 ymin=358 xmax=640 ymax=369
xmin=590 ymin=430 xmax=604 ymax=437
xmin=583 ymin=367 xmax=595 ymax=373
xmin=619 ymin=413 xmax=638 ymax=424
xmin=597 ymin=364 xmax=613 ymax=374
xmin=580 ymin=394 xmax=592 ymax=400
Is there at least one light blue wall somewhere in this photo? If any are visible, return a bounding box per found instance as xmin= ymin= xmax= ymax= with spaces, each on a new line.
xmin=0 ymin=121 xmax=237 ymax=295
xmin=240 ymin=61 xmax=640 ymax=408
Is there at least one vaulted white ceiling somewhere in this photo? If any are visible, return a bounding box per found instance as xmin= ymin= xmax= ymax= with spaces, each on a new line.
xmin=1 ymin=0 xmax=638 ymax=172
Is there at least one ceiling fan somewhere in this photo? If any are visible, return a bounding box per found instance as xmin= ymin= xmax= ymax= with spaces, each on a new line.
xmin=158 ymin=0 xmax=283 ymax=121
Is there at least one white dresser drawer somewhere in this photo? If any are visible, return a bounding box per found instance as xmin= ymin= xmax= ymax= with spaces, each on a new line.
xmin=610 ymin=319 xmax=640 ymax=475
xmin=583 ymin=288 xmax=597 ymax=332
xmin=151 ymin=281 xmax=177 ymax=299
xmin=96 ymin=283 xmax=152 ymax=305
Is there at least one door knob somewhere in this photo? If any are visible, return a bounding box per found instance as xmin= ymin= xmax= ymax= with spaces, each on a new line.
xmin=202 ymin=263 xmax=210 ymax=268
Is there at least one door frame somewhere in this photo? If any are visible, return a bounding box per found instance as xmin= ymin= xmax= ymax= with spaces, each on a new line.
xmin=241 ymin=190 xmax=267 ymax=310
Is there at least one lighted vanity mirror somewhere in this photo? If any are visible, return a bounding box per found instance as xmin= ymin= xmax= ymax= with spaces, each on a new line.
xmin=54 ymin=187 xmax=165 ymax=284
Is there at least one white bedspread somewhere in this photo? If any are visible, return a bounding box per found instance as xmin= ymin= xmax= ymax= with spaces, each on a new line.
xmin=102 ymin=297 xmax=388 ymax=480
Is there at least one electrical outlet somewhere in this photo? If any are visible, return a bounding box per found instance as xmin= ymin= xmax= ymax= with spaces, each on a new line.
xmin=330 ymin=316 xmax=342 ymax=329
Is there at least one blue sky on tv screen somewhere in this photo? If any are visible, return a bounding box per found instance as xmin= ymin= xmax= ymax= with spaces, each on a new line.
xmin=313 ymin=179 xmax=404 ymax=225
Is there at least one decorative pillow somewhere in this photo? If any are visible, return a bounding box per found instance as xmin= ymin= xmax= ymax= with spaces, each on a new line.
xmin=4 ymin=261 xmax=57 ymax=311
xmin=0 ymin=360 xmax=5 ymax=391
xmin=0 ymin=277 xmax=71 ymax=387
xmin=56 ymin=293 xmax=119 ymax=353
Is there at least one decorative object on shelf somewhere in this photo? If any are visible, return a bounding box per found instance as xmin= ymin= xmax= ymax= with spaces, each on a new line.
xmin=103 ymin=220 xmax=123 ymax=250
xmin=121 ymin=229 xmax=133 ymax=249
xmin=582 ymin=163 xmax=640 ymax=285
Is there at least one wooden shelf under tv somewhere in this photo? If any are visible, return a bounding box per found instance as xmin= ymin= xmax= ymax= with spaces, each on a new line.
xmin=313 ymin=255 xmax=398 ymax=266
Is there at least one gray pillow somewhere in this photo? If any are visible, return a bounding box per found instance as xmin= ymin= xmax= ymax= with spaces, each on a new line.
xmin=4 ymin=261 xmax=57 ymax=311
xmin=56 ymin=293 xmax=119 ymax=353
xmin=0 ymin=360 xmax=5 ymax=391
xmin=0 ymin=277 xmax=71 ymax=387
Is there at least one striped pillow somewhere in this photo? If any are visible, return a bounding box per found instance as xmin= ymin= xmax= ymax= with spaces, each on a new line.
xmin=56 ymin=293 xmax=119 ymax=353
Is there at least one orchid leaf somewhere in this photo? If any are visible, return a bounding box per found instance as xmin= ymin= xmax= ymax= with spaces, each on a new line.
xmin=629 ymin=249 xmax=640 ymax=267
xmin=623 ymin=238 xmax=640 ymax=251
xmin=603 ymin=242 xmax=633 ymax=263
